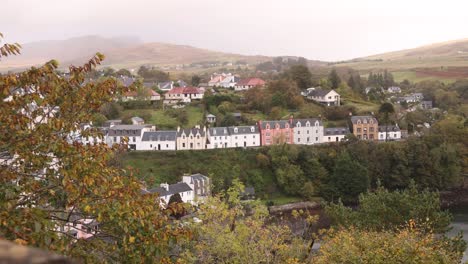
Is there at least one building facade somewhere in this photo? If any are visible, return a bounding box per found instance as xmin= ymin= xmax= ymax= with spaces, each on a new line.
xmin=176 ymin=126 xmax=208 ymax=150
xmin=258 ymin=120 xmax=293 ymax=146
xmin=137 ymin=131 xmax=177 ymax=151
xmin=207 ymin=127 xmax=231 ymax=149
xmin=306 ymin=89 xmax=340 ymax=106
xmin=378 ymin=125 xmax=401 ymax=141
xmin=291 ymin=118 xmax=323 ymax=145
xmin=228 ymin=126 xmax=261 ymax=148
xmin=106 ymin=125 xmax=155 ymax=150
xmin=350 ymin=116 xmax=379 ymax=141
xmin=323 ymin=127 xmax=350 ymax=142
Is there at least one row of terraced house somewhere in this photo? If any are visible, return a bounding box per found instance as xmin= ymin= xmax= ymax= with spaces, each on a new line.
xmin=98 ymin=115 xmax=402 ymax=151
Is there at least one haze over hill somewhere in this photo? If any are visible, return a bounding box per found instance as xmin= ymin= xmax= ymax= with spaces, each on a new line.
xmin=2 ymin=35 xmax=468 ymax=80
xmin=0 ymin=35 xmax=272 ymax=71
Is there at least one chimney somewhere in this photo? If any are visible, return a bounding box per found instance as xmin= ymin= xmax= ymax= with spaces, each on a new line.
xmin=195 ymin=125 xmax=201 ymax=129
xmin=289 ymin=115 xmax=294 ymax=124
xmin=177 ymin=126 xmax=180 ymax=132
xmin=160 ymin=183 xmax=169 ymax=191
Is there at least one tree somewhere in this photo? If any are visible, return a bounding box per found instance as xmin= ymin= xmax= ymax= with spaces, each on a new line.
xmin=328 ymin=68 xmax=341 ymax=89
xmin=378 ymin=102 xmax=395 ymax=141
xmin=115 ymin=68 xmax=132 ymax=77
xmin=325 ymin=183 xmax=452 ymax=233
xmin=313 ymin=226 xmax=465 ymax=264
xmin=0 ymin=34 xmax=188 ymax=262
xmin=191 ymin=75 xmax=201 ymax=86
xmin=326 ymin=151 xmax=369 ymax=203
xmin=287 ymin=65 xmax=312 ymax=89
xmin=181 ymin=180 xmax=309 ymax=263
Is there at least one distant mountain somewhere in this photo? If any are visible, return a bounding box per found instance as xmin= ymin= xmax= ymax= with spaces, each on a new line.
xmin=0 ymin=35 xmax=272 ymax=71
xmin=0 ymin=35 xmax=142 ymax=71
xmin=336 ymin=38 xmax=468 ymax=72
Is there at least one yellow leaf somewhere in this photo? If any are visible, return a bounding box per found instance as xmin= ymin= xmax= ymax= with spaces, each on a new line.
xmin=129 ymin=236 xmax=135 ymax=243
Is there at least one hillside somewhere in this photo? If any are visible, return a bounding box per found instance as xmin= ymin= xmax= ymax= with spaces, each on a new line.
xmin=335 ymin=38 xmax=468 ymax=82
xmin=0 ymin=35 xmax=271 ymax=71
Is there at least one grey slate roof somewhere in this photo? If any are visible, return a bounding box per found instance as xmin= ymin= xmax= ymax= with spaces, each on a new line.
xmin=209 ymin=127 xmax=230 ymax=136
xmin=325 ymin=127 xmax=350 ymax=136
xmin=292 ymin=118 xmax=322 ymax=127
xmin=378 ymin=125 xmax=400 ymax=132
xmin=107 ymin=125 xmax=150 ymax=137
xmin=142 ymin=131 xmax=177 ymax=141
xmin=307 ymin=89 xmax=330 ymax=97
xmin=227 ymin=126 xmax=259 ymax=134
xmin=148 ymin=182 xmax=192 ymax=196
xmin=185 ymin=173 xmax=210 ymax=184
xmin=177 ymin=128 xmax=206 ymax=137
xmin=259 ymin=120 xmax=291 ymax=129
xmin=350 ymin=116 xmax=378 ymax=124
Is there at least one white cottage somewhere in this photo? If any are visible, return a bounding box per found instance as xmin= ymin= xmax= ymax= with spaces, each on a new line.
xmin=137 ymin=131 xmax=177 ymax=151
xmin=291 ymin=118 xmax=324 ymax=145
xmin=306 ymin=89 xmax=340 ymax=106
xmin=228 ymin=126 xmax=261 ymax=148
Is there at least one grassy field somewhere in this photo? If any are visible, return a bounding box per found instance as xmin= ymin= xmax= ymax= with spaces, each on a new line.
xmin=342 ymin=98 xmax=379 ymax=114
xmin=122 ymin=105 xmax=204 ymax=129
xmin=392 ymin=70 xmax=458 ymax=84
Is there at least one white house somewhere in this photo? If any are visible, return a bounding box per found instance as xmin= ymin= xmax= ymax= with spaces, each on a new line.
xmin=60 ymin=213 xmax=99 ymax=240
xmin=387 ymin=86 xmax=402 ymax=93
xmin=147 ymin=182 xmax=194 ymax=206
xmin=306 ymin=89 xmax=340 ymax=106
xmin=137 ymin=131 xmax=177 ymax=151
xmin=131 ymin=116 xmax=145 ymax=125
xmin=234 ymin=78 xmax=266 ymax=91
xmin=228 ymin=126 xmax=261 ymax=148
xmin=106 ymin=125 xmax=155 ymax=150
xmin=291 ymin=118 xmax=324 ymax=145
xmin=164 ymin=87 xmax=204 ymax=105
xmin=182 ymin=173 xmax=211 ymax=204
xmin=323 ymin=127 xmax=349 ymax=143
xmin=206 ymin=114 xmax=216 ymax=124
xmin=219 ymin=75 xmax=239 ymax=88
xmin=207 ymin=127 xmax=231 ymax=149
xmin=378 ymin=125 xmax=401 ymax=141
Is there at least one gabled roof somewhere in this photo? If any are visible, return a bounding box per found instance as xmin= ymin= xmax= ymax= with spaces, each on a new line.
xmin=378 ymin=125 xmax=400 ymax=132
xmin=227 ymin=126 xmax=259 ymax=135
xmin=236 ymin=77 xmax=266 ymax=86
xmin=166 ymin=86 xmax=202 ymax=95
xmin=324 ymin=127 xmax=350 ymax=136
xmin=177 ymin=127 xmax=206 ymax=137
xmin=350 ymin=116 xmax=378 ymax=125
xmin=187 ymin=173 xmax=209 ymax=181
xmin=142 ymin=131 xmax=177 ymax=141
xmin=292 ymin=118 xmax=322 ymax=127
xmin=209 ymin=127 xmax=230 ymax=136
xmin=307 ymin=89 xmax=334 ymax=97
xmin=259 ymin=120 xmax=291 ymax=129
xmin=148 ymin=182 xmax=192 ymax=197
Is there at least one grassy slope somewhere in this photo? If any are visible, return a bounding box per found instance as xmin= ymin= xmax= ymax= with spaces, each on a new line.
xmin=122 ymin=148 xmax=278 ymax=196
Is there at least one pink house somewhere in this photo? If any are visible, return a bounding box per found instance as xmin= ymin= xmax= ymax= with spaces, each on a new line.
xmin=258 ymin=118 xmax=294 ymax=146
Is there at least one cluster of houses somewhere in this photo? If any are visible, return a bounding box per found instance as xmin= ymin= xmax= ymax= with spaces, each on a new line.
xmin=208 ymin=73 xmax=266 ymax=91
xmin=95 ymin=115 xmax=402 ymax=151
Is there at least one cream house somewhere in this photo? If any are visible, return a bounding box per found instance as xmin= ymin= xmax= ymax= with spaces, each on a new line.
xmin=176 ymin=126 xmax=208 ymax=150
xmin=306 ymin=89 xmax=340 ymax=106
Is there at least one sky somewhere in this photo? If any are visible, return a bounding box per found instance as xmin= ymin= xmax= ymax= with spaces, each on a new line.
xmin=2 ymin=0 xmax=468 ymax=61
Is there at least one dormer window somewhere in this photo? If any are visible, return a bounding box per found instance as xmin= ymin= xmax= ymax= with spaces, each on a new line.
xmin=234 ymin=127 xmax=238 ymax=133
xmin=250 ymin=126 xmax=255 ymax=132
xmin=306 ymin=122 xmax=310 ymax=127
xmin=315 ymin=121 xmax=319 ymax=127
xmin=276 ymin=124 xmax=280 ymax=129
xmin=357 ymin=120 xmax=361 ymax=124
xmin=370 ymin=119 xmax=374 ymax=124
xmin=297 ymin=123 xmax=301 ymax=128
xmin=363 ymin=119 xmax=368 ymax=124
xmin=285 ymin=124 xmax=289 ymax=128
xmin=266 ymin=124 xmax=270 ymax=130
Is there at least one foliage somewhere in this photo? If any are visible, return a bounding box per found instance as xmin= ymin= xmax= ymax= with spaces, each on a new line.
xmin=287 ymin=64 xmax=313 ymax=89
xmin=137 ymin=65 xmax=169 ymax=81
xmin=325 ymin=183 xmax=452 ymax=233
xmin=313 ymin=226 xmax=464 ymax=264
xmin=328 ymin=68 xmax=341 ymax=89
xmin=0 ymin=34 xmax=188 ymax=262
xmin=181 ymin=180 xmax=309 ymax=263
xmin=325 ymin=151 xmax=369 ymax=203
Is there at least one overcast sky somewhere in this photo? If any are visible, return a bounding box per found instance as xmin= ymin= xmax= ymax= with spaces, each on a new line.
xmin=2 ymin=0 xmax=468 ymax=61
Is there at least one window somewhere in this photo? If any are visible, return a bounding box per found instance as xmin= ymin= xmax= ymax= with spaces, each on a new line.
xmin=316 ymin=137 xmax=318 ymax=141
xmin=235 ymin=136 xmax=238 ymax=139
xmin=113 ymin=137 xmax=117 ymax=142
xmin=253 ymin=135 xmax=255 ymax=138
xmin=307 ymin=130 xmax=309 ymax=134
xmin=307 ymin=137 xmax=310 ymax=142
xmin=150 ymin=144 xmax=152 ymax=148
xmin=298 ymin=131 xmax=300 ymax=134
xmin=370 ymin=127 xmax=374 ymax=132
xmin=166 ymin=144 xmax=168 ymax=148
xmin=328 ymin=137 xmax=331 ymax=141
xmin=190 ymin=143 xmax=193 ymax=148
xmin=357 ymin=128 xmax=361 ymax=133
xmin=244 ymin=136 xmax=246 ymax=139
xmin=182 ymin=143 xmax=186 ymax=148
xmin=298 ymin=138 xmax=301 ymax=142
xmin=316 ymin=130 xmax=318 ymax=133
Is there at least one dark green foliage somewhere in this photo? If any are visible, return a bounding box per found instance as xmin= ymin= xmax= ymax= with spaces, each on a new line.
xmin=191 ymin=75 xmax=201 ymax=86
xmin=137 ymin=65 xmax=169 ymax=81
xmin=287 ymin=65 xmax=313 ymax=89
xmin=325 ymin=183 xmax=452 ymax=233
xmin=115 ymin=68 xmax=132 ymax=77
xmin=326 ymin=151 xmax=369 ymax=203
xmin=100 ymin=102 xmax=123 ymax=119
xmin=328 ymin=68 xmax=341 ymax=89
